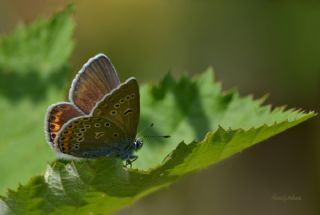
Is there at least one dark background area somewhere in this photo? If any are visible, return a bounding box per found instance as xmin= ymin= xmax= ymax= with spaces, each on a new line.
xmin=0 ymin=0 xmax=319 ymax=214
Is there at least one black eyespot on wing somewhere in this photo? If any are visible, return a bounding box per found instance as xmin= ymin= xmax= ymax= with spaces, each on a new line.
xmin=77 ymin=137 xmax=84 ymax=142
xmin=77 ymin=133 xmax=83 ymax=137
xmin=64 ymin=130 xmax=71 ymax=134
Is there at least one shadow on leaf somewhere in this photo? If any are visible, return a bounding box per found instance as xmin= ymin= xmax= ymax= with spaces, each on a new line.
xmin=0 ymin=66 xmax=69 ymax=103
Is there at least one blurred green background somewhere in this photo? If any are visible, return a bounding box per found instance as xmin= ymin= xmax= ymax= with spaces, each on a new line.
xmin=0 ymin=0 xmax=319 ymax=214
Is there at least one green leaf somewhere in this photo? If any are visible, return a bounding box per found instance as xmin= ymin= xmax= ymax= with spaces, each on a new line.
xmin=0 ymin=6 xmax=74 ymax=194
xmin=0 ymin=67 xmax=315 ymax=214
xmin=0 ymin=5 xmax=74 ymax=75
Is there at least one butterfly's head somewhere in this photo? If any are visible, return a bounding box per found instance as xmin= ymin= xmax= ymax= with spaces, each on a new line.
xmin=134 ymin=138 xmax=143 ymax=151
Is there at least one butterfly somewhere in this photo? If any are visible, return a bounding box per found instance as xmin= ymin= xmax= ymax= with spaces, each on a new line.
xmin=45 ymin=54 xmax=143 ymax=166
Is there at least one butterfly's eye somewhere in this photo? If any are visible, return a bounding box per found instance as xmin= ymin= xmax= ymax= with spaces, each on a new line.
xmin=131 ymin=93 xmax=135 ymax=99
xmin=94 ymin=123 xmax=101 ymax=128
xmin=114 ymin=103 xmax=120 ymax=109
xmin=110 ymin=110 xmax=117 ymax=115
xmin=105 ymin=122 xmax=111 ymax=127
xmin=119 ymin=99 xmax=125 ymax=104
xmin=84 ymin=124 xmax=91 ymax=129
xmin=83 ymin=118 xmax=90 ymax=122
xmin=134 ymin=139 xmax=143 ymax=150
xmin=125 ymin=95 xmax=130 ymax=100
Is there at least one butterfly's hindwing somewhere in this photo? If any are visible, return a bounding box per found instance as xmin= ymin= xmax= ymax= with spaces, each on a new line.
xmin=55 ymin=116 xmax=129 ymax=158
xmin=46 ymin=103 xmax=84 ymax=144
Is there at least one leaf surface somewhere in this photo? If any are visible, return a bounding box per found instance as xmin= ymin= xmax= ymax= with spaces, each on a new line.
xmin=0 ymin=5 xmax=316 ymax=215
xmin=0 ymin=6 xmax=74 ymax=194
xmin=0 ymin=69 xmax=315 ymax=214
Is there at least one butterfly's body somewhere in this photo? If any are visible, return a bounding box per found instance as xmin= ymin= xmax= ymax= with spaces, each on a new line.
xmin=45 ymin=54 xmax=142 ymax=165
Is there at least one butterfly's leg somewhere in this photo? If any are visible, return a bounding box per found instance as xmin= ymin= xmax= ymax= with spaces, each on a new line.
xmin=124 ymin=159 xmax=132 ymax=168
xmin=129 ymin=155 xmax=138 ymax=163
xmin=128 ymin=155 xmax=138 ymax=167
xmin=123 ymin=155 xmax=138 ymax=168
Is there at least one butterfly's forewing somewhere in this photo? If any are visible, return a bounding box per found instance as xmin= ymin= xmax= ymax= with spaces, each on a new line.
xmin=69 ymin=54 xmax=120 ymax=114
xmin=92 ymin=78 xmax=140 ymax=143
xmin=55 ymin=116 xmax=127 ymax=158
xmin=46 ymin=103 xmax=84 ymax=145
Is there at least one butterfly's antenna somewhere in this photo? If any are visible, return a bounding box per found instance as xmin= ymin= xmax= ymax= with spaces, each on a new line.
xmin=143 ymin=135 xmax=171 ymax=139
xmin=137 ymin=123 xmax=154 ymax=137
xmin=138 ymin=123 xmax=171 ymax=139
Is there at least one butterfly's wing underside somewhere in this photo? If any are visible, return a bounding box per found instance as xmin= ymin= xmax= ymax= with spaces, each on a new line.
xmin=55 ymin=116 xmax=128 ymax=158
xmin=92 ymin=78 xmax=140 ymax=143
xmin=55 ymin=78 xmax=140 ymax=159
xmin=45 ymin=103 xmax=84 ymax=146
xmin=69 ymin=54 xmax=121 ymax=114
xmin=46 ymin=53 xmax=140 ymax=160
xmin=46 ymin=54 xmax=121 ymax=148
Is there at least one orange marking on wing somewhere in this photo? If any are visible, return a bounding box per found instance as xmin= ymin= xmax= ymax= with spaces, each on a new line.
xmin=60 ymin=127 xmax=74 ymax=153
xmin=49 ymin=122 xmax=61 ymax=141
xmin=60 ymin=141 xmax=70 ymax=153
xmin=50 ymin=115 xmax=58 ymax=122
xmin=50 ymin=122 xmax=61 ymax=132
